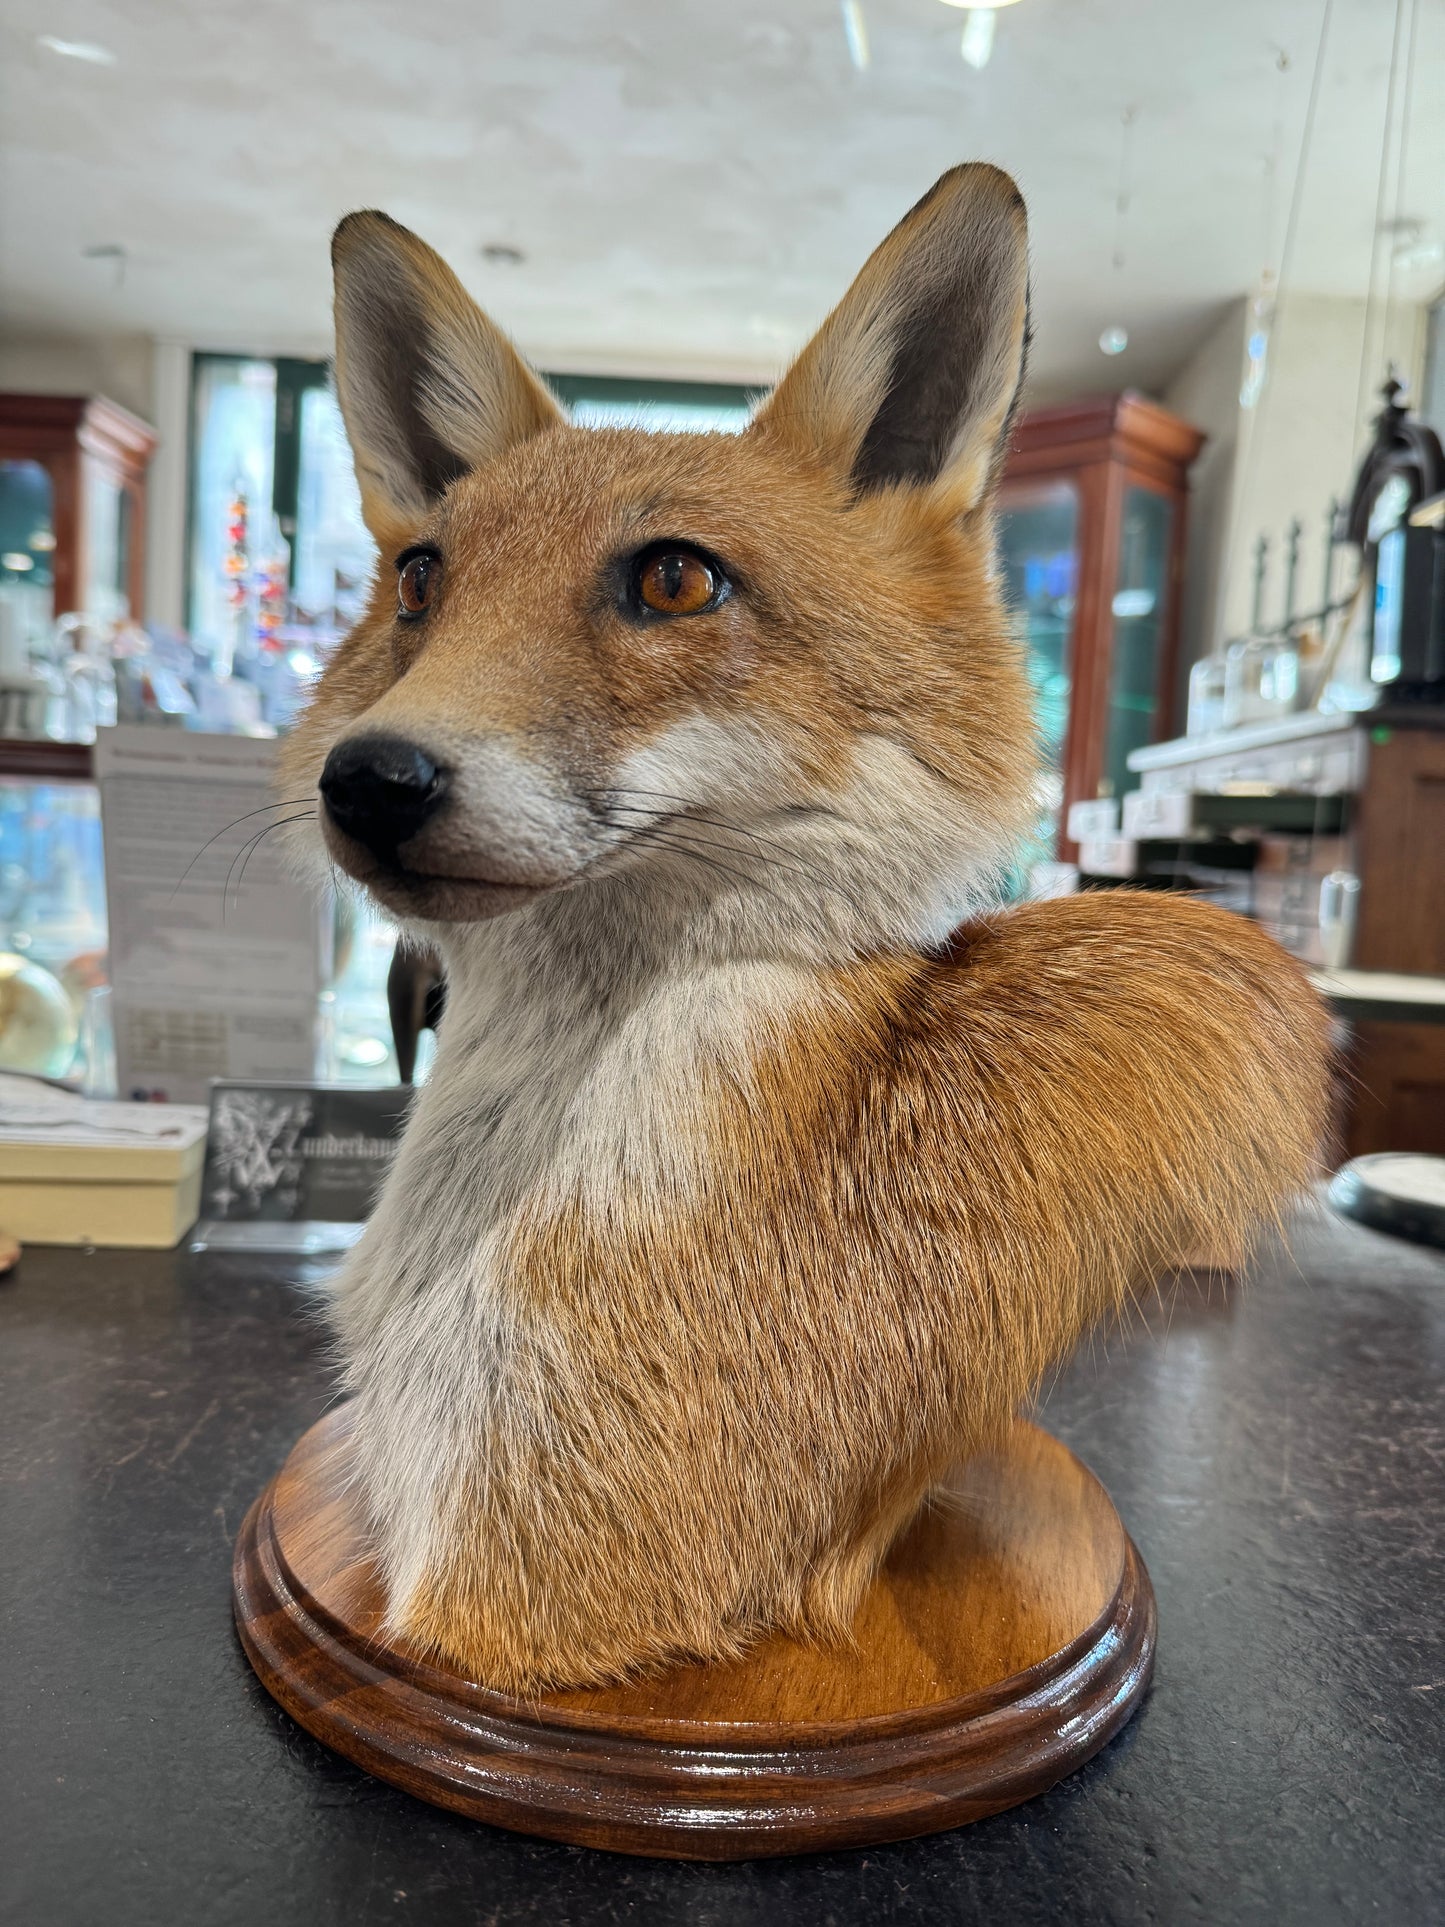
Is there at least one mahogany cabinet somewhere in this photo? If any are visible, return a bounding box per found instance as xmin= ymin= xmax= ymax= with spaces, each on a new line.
xmin=997 ymin=394 xmax=1205 ymax=858
xmin=0 ymin=393 xmax=157 ymax=626
xmin=1345 ymin=715 xmax=1445 ymax=1157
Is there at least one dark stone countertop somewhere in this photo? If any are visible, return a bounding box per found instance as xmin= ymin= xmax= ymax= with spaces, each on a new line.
xmin=3 ymin=1206 xmax=1443 ymax=1927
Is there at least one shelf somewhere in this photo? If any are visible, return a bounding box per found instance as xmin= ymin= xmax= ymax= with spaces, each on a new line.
xmin=1127 ymin=711 xmax=1361 ymax=774
xmin=0 ymin=741 xmax=96 ymax=782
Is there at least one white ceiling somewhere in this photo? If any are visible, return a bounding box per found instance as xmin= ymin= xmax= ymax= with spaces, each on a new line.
xmin=2 ymin=0 xmax=1443 ymax=402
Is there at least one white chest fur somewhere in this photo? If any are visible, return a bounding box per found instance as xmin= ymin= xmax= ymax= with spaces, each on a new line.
xmin=329 ymin=903 xmax=816 ymax=1622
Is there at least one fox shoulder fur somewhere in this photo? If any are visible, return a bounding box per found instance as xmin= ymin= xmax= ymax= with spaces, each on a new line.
xmin=284 ymin=165 xmax=1331 ymax=1691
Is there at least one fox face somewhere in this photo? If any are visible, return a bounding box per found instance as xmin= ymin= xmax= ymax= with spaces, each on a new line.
xmin=285 ymin=166 xmax=1039 ymax=955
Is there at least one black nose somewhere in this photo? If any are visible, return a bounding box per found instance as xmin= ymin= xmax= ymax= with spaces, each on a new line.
xmin=319 ymin=734 xmax=448 ymax=858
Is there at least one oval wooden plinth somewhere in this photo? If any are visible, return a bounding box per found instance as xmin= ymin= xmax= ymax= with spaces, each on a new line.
xmin=233 ymin=1407 xmax=1155 ymax=1859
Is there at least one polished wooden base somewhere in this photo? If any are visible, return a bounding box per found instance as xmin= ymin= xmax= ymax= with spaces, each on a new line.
xmin=233 ymin=1407 xmax=1155 ymax=1859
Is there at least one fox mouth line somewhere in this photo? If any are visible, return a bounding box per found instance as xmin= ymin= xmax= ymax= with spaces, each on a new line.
xmin=319 ymin=820 xmax=551 ymax=909
xmin=372 ymin=859 xmax=534 ymax=892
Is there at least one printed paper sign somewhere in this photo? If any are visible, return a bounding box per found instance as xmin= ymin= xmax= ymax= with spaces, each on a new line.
xmin=94 ymin=727 xmax=329 ymax=1101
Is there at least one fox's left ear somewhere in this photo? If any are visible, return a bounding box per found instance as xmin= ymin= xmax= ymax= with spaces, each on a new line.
xmin=331 ymin=211 xmax=563 ymax=545
xmin=751 ymin=164 xmax=1029 ymax=516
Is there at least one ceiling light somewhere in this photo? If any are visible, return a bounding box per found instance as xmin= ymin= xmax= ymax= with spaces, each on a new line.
xmin=960 ymin=11 xmax=994 ymax=67
xmin=938 ymin=0 xmax=1021 ymax=72
xmin=1099 ymin=326 xmax=1128 ymax=356
xmin=37 ymin=35 xmax=117 ymax=64
xmin=2 ymin=554 xmax=35 ymax=573
xmin=1394 ymin=237 xmax=1444 ymax=273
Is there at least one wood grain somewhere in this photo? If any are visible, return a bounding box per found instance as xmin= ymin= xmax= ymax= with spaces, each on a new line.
xmin=234 ymin=1406 xmax=1155 ymax=1859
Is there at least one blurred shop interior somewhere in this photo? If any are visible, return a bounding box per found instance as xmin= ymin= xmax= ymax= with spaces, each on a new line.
xmin=0 ymin=0 xmax=1444 ymax=1162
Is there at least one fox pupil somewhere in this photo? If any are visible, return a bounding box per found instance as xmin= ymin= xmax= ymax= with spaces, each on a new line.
xmin=399 ymin=553 xmax=434 ymax=615
xmin=639 ymin=549 xmax=715 ymax=615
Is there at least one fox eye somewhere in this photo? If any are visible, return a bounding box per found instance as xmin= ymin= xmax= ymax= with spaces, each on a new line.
xmin=397 ymin=549 xmax=440 ymax=618
xmin=633 ymin=546 xmax=726 ymax=618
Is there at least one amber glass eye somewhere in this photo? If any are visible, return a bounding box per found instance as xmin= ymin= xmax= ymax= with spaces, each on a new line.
xmin=637 ymin=549 xmax=719 ymax=617
xmin=397 ymin=550 xmax=439 ymax=617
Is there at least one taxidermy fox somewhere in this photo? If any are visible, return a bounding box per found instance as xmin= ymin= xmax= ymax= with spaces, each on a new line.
xmin=285 ymin=164 xmax=1331 ymax=1693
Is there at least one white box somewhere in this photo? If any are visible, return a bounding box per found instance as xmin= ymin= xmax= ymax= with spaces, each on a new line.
xmin=0 ymin=1079 xmax=209 ymax=1248
xmin=1122 ymin=788 xmax=1194 ymax=838
xmin=1078 ymin=836 xmax=1139 ymax=879
xmin=1066 ymin=797 xmax=1120 ymax=843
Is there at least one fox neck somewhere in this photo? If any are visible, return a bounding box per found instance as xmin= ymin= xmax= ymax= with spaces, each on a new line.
xmin=337 ymin=760 xmax=1001 ymax=1626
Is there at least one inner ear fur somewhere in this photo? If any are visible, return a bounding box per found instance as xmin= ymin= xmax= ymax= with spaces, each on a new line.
xmin=751 ymin=164 xmax=1030 ymax=516
xmin=331 ymin=211 xmax=563 ymax=542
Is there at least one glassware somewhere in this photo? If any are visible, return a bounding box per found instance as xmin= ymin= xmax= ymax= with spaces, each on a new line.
xmin=1318 ymin=871 xmax=1361 ymax=971
xmin=80 ymin=985 xmax=117 ymax=1098
xmin=1223 ymin=635 xmax=1299 ymax=729
xmin=53 ymin=614 xmax=119 ymax=743
xmin=1186 ymin=654 xmax=1228 ymax=737
xmin=0 ymin=951 xmax=79 ymax=1077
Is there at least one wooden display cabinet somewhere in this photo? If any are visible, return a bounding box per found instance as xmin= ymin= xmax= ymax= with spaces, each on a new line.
xmin=997 ymin=394 xmax=1205 ymax=859
xmin=1345 ymin=715 xmax=1445 ymax=1157
xmin=0 ymin=393 xmax=157 ymax=626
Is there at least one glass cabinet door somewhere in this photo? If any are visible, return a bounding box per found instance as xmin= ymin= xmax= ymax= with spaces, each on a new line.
xmin=996 ymin=479 xmax=1079 ymax=848
xmin=1102 ymin=484 xmax=1174 ymax=802
xmin=0 ymin=459 xmax=56 ymax=648
xmin=83 ymin=461 xmax=131 ymax=624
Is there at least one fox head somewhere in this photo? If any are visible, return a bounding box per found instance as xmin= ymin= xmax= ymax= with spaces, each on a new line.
xmin=284 ymin=164 xmax=1038 ymax=960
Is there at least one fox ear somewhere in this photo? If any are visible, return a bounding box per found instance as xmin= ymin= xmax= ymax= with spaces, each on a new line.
xmin=330 ymin=211 xmax=563 ymax=543
xmin=752 ymin=165 xmax=1029 ymax=515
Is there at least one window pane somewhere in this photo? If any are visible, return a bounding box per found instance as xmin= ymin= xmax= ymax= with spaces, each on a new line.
xmin=568 ymin=397 xmax=750 ymax=433
xmin=547 ymin=374 xmax=754 ymax=435
xmin=295 ymin=383 xmax=375 ymax=635
xmin=83 ymin=463 xmax=127 ymax=624
xmin=188 ymin=357 xmax=277 ymax=661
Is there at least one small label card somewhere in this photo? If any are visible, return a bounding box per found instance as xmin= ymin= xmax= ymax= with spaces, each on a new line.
xmin=192 ymin=1080 xmax=412 ymax=1253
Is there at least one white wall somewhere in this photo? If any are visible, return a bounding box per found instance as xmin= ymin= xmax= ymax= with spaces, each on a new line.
xmin=0 ymin=329 xmax=199 ymax=626
xmin=0 ymin=330 xmax=156 ymax=422
xmin=1165 ymin=291 xmax=1428 ymax=680
xmin=144 ymin=342 xmax=191 ymax=630
xmin=1162 ymin=301 xmax=1248 ymax=713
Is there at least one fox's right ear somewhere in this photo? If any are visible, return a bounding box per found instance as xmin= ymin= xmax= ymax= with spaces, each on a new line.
xmin=331 ymin=211 xmax=562 ymax=545
xmin=751 ymin=165 xmax=1029 ymax=518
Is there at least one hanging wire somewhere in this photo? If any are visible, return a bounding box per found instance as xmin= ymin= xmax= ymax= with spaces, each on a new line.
xmin=1350 ymin=0 xmax=1410 ymax=455
xmin=1379 ymin=0 xmax=1421 ymax=404
xmin=1239 ymin=49 xmax=1293 ymax=411
xmin=1260 ymin=47 xmax=1291 ymax=278
xmin=1111 ymin=107 xmax=1136 ymax=272
xmin=1214 ymin=0 xmax=1334 ymax=650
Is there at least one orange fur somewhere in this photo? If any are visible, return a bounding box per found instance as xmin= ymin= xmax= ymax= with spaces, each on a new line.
xmin=285 ymin=165 xmax=1332 ymax=1692
xmin=403 ymin=896 xmax=1329 ymax=1688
